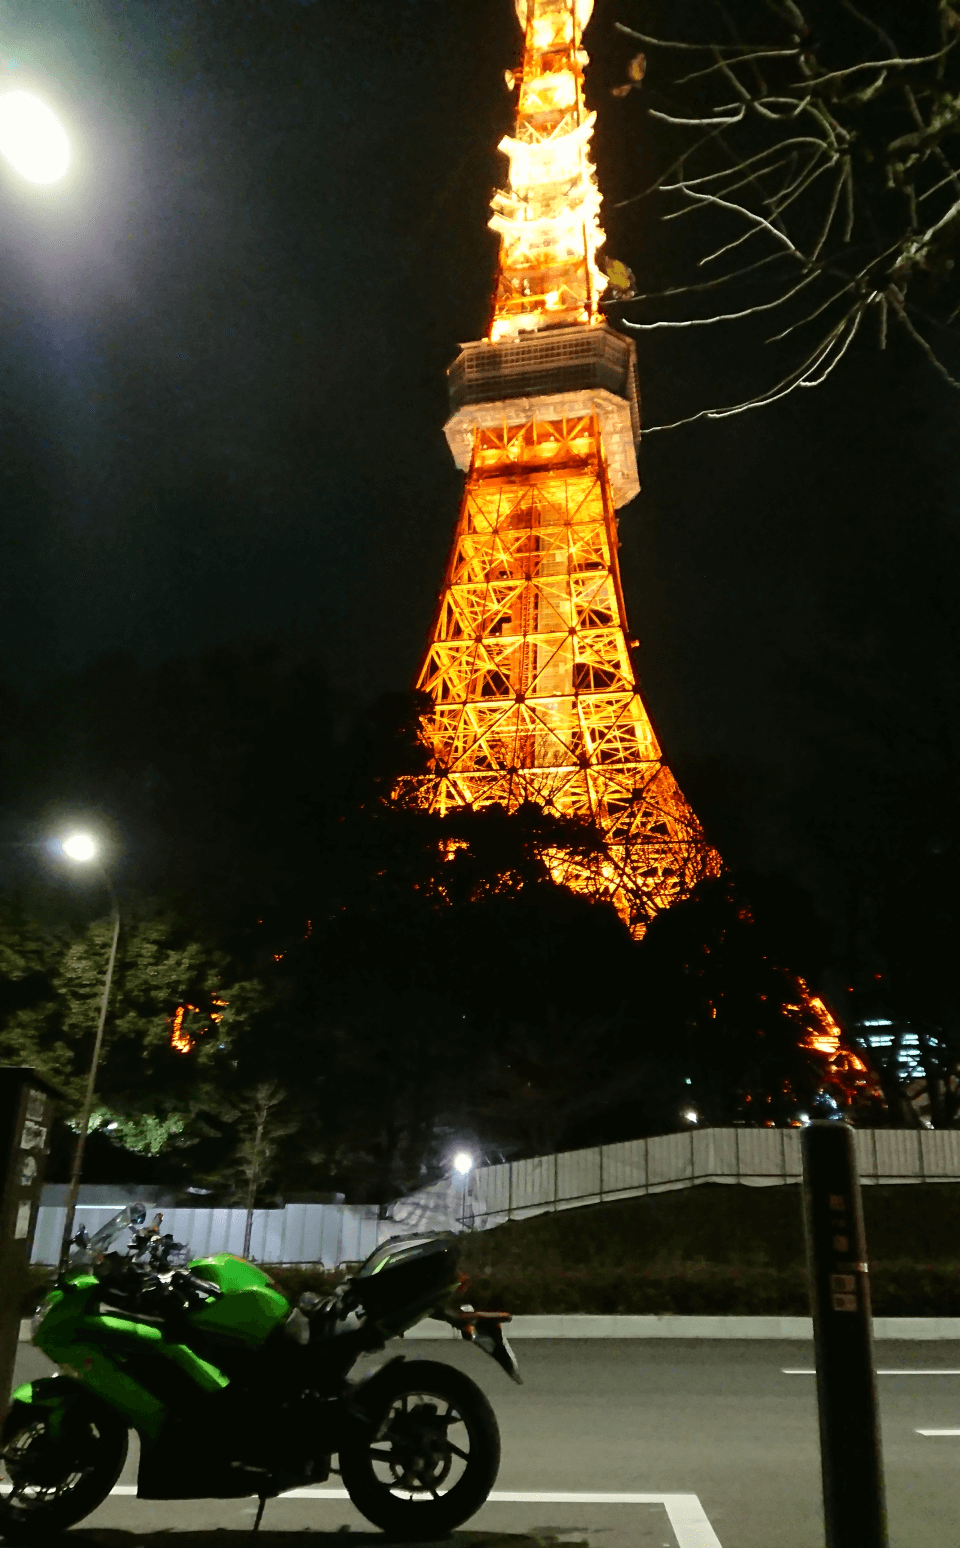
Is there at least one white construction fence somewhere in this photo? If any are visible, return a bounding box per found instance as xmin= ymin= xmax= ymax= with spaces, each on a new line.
xmin=32 ymin=1127 xmax=960 ymax=1264
xmin=391 ymin=1126 xmax=960 ymax=1233
xmin=31 ymin=1200 xmax=395 ymax=1269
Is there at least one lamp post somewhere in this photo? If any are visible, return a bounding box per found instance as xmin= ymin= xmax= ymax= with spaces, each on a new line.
xmin=58 ymin=834 xmax=120 ymax=1268
xmin=452 ymin=1150 xmax=475 ymax=1231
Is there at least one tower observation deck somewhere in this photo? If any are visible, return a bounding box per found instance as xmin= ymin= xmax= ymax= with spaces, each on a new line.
xmin=413 ymin=0 xmax=719 ymax=930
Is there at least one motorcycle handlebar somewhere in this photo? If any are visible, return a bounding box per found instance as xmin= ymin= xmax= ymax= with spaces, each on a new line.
xmin=175 ymin=1270 xmax=222 ymax=1301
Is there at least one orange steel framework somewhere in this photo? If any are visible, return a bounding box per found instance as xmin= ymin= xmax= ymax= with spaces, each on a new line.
xmin=412 ymin=0 xmax=719 ymax=929
xmin=408 ymin=0 xmax=874 ymax=1101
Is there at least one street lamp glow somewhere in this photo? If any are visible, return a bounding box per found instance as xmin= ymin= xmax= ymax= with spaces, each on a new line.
xmin=0 ymin=91 xmax=70 ymax=184
xmin=453 ymin=1151 xmax=474 ymax=1176
xmin=682 ymin=1108 xmax=698 ymax=1125
xmin=62 ymin=833 xmax=97 ymax=862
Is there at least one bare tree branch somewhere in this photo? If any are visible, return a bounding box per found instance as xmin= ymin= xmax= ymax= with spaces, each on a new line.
xmin=889 ymin=294 xmax=960 ymax=388
xmin=615 ymin=23 xmax=787 ymax=53
xmin=793 ymin=44 xmax=957 ymax=90
xmin=622 ymin=269 xmax=820 ymax=330
xmin=643 ymin=308 xmax=862 ymax=431
xmin=605 ymin=0 xmax=960 ymax=424
xmin=675 ymin=49 xmax=802 ymax=86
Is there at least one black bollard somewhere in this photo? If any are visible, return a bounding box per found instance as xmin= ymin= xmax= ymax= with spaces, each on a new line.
xmin=0 ymin=1068 xmax=60 ymax=1424
xmin=801 ymin=1120 xmax=887 ymax=1548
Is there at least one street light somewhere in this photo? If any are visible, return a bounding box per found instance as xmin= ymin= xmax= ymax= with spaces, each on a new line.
xmin=0 ymin=91 xmax=70 ymax=184
xmin=58 ymin=833 xmax=121 ymax=1267
xmin=62 ymin=833 xmax=97 ymax=863
xmin=451 ymin=1151 xmax=475 ymax=1233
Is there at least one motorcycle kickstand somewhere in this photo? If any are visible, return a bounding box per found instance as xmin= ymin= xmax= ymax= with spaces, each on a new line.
xmin=252 ymin=1495 xmax=267 ymax=1533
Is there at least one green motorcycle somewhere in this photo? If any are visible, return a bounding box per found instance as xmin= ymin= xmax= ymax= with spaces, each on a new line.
xmin=1 ymin=1203 xmax=520 ymax=1541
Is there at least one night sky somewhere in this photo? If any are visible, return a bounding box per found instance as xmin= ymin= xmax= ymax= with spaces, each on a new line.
xmin=2 ymin=0 xmax=958 ymax=896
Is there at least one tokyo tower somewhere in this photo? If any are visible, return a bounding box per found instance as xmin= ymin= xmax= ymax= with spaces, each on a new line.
xmin=408 ymin=0 xmax=873 ymax=1103
xmin=413 ymin=0 xmax=721 ymax=930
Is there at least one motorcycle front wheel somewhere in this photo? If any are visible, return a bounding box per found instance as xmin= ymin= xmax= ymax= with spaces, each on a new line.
xmin=338 ymin=1359 xmax=500 ymax=1539
xmin=0 ymin=1394 xmax=128 ymax=1541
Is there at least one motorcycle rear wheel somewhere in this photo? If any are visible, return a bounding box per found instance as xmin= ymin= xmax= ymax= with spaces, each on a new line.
xmin=0 ymin=1395 xmax=128 ymax=1541
xmin=339 ymin=1359 xmax=500 ymax=1539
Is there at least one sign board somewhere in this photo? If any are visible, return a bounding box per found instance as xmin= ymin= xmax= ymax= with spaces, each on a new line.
xmin=0 ymin=1068 xmax=61 ymax=1421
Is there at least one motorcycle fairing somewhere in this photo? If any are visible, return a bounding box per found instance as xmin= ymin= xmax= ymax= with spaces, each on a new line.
xmin=186 ymin=1254 xmax=289 ymax=1346
xmin=5 ymin=1375 xmax=131 ymax=1450
xmin=24 ymin=1339 xmax=169 ymax=1441
xmin=7 ymin=1376 xmax=85 ymax=1438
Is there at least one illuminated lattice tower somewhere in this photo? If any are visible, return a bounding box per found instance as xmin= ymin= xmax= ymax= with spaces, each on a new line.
xmin=414 ymin=0 xmax=720 ymax=929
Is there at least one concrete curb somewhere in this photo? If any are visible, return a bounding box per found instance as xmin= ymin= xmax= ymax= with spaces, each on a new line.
xmin=404 ymin=1315 xmax=812 ymax=1340
xmin=20 ymin=1314 xmax=960 ymax=1343
xmin=405 ymin=1314 xmax=960 ymax=1340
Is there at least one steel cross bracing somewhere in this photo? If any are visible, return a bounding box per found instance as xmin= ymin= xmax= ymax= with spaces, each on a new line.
xmin=409 ymin=0 xmax=719 ymax=930
xmin=415 ymin=407 xmax=719 ymax=928
xmin=406 ymin=0 xmax=875 ymax=1098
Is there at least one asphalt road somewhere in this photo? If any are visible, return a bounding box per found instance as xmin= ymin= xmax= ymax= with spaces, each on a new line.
xmin=11 ymin=1337 xmax=960 ymax=1547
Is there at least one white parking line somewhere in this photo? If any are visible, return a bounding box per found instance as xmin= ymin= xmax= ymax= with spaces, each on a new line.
xmin=783 ymin=1368 xmax=960 ymax=1376
xmin=105 ymin=1486 xmax=723 ymax=1545
xmin=917 ymin=1429 xmax=960 ymax=1437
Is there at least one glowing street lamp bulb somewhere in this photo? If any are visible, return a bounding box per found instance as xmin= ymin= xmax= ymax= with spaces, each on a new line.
xmin=682 ymin=1108 xmax=698 ymax=1125
xmin=62 ymin=833 xmax=97 ymax=862
xmin=453 ymin=1151 xmax=473 ymax=1176
xmin=0 ymin=92 xmax=70 ymax=184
